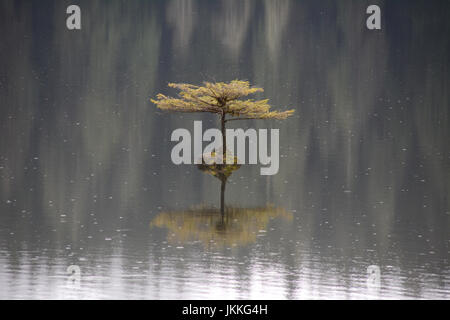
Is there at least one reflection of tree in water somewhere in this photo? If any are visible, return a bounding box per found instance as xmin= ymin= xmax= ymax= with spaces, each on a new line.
xmin=150 ymin=154 xmax=292 ymax=247
xmin=150 ymin=204 xmax=292 ymax=248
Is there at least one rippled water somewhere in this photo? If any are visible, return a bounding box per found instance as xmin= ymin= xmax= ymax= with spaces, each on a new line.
xmin=0 ymin=0 xmax=449 ymax=299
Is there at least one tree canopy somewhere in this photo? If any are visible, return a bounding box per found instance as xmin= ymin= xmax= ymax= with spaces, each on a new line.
xmin=151 ymin=80 xmax=295 ymax=121
xmin=151 ymin=80 xmax=295 ymax=188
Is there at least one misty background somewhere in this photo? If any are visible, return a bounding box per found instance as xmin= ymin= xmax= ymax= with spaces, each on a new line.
xmin=0 ymin=0 xmax=448 ymax=299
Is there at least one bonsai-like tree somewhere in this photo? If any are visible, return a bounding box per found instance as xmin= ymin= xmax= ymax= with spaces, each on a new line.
xmin=151 ymin=80 xmax=294 ymax=160
xmin=151 ymin=80 xmax=295 ymax=213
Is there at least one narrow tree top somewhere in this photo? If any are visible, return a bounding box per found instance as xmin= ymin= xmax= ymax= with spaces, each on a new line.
xmin=151 ymin=80 xmax=295 ymax=121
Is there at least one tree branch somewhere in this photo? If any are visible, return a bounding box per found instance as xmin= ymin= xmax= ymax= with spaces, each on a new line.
xmin=224 ymin=117 xmax=258 ymax=122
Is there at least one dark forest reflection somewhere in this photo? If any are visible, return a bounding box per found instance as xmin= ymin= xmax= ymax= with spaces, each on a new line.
xmin=0 ymin=0 xmax=449 ymax=299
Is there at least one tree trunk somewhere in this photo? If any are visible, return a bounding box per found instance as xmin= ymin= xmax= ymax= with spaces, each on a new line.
xmin=220 ymin=178 xmax=226 ymax=217
xmin=220 ymin=113 xmax=227 ymax=218
xmin=221 ymin=112 xmax=226 ymax=162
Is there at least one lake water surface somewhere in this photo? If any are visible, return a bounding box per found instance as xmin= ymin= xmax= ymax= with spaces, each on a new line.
xmin=0 ymin=0 xmax=449 ymax=299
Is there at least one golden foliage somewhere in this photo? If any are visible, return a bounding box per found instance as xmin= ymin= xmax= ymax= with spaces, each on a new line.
xmin=151 ymin=80 xmax=295 ymax=120
xmin=150 ymin=204 xmax=293 ymax=248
